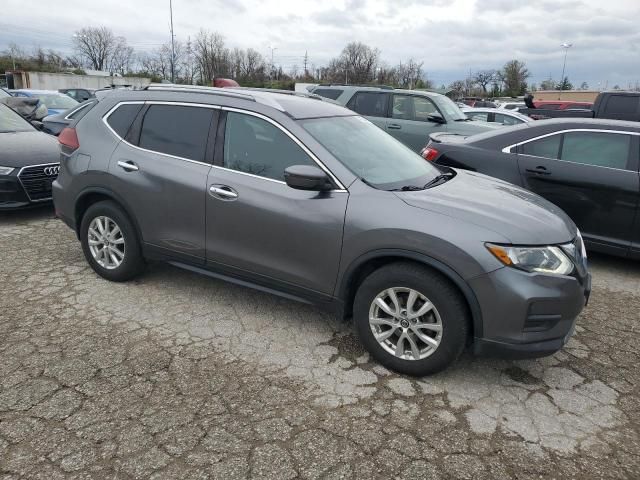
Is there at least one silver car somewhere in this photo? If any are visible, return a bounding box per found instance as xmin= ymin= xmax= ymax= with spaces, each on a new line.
xmin=53 ymin=85 xmax=590 ymax=376
xmin=463 ymin=107 xmax=532 ymax=125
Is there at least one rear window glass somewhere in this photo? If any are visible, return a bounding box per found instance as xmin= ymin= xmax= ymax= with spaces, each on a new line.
xmin=347 ymin=92 xmax=389 ymax=117
xmin=604 ymin=95 xmax=639 ymax=115
xmin=139 ymin=104 xmax=214 ymax=162
xmin=107 ymin=103 xmax=144 ymax=139
xmin=313 ymin=88 xmax=343 ymax=100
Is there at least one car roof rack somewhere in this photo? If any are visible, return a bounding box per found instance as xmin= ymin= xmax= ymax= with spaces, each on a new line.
xmin=144 ymin=84 xmax=256 ymax=102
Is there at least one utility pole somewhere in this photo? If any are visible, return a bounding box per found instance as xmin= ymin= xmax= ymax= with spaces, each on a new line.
xmin=559 ymin=43 xmax=572 ymax=99
xmin=303 ymin=51 xmax=308 ymax=79
xmin=269 ymin=46 xmax=277 ymax=88
xmin=169 ymin=0 xmax=176 ymax=83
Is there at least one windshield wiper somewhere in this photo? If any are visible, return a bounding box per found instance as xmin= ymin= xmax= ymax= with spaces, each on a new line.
xmin=423 ymin=172 xmax=454 ymax=189
xmin=454 ymin=118 xmax=471 ymax=122
xmin=389 ymin=185 xmax=424 ymax=192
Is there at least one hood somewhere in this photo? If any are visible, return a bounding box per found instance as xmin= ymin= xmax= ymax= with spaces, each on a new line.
xmin=0 ymin=131 xmax=59 ymax=168
xmin=397 ymin=169 xmax=576 ymax=245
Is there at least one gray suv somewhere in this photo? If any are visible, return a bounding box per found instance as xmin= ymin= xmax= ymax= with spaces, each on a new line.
xmin=309 ymin=85 xmax=501 ymax=152
xmin=53 ymin=85 xmax=590 ymax=376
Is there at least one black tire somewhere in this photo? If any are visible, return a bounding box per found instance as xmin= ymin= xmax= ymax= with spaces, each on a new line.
xmin=80 ymin=200 xmax=145 ymax=282
xmin=353 ymin=262 xmax=469 ymax=376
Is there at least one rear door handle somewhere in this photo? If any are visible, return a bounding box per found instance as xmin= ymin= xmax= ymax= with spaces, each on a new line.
xmin=209 ymin=185 xmax=238 ymax=200
xmin=117 ymin=160 xmax=139 ymax=172
xmin=387 ymin=124 xmax=402 ymax=130
xmin=525 ymin=166 xmax=551 ymax=175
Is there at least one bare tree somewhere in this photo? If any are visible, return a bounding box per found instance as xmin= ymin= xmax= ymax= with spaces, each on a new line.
xmin=397 ymin=59 xmax=424 ymax=89
xmin=72 ymin=27 xmax=118 ymax=71
xmin=109 ymin=37 xmax=134 ymax=75
xmin=337 ymin=42 xmax=380 ymax=84
xmin=193 ymin=30 xmax=232 ymax=85
xmin=501 ymin=60 xmax=530 ymax=97
xmin=473 ymin=70 xmax=495 ymax=93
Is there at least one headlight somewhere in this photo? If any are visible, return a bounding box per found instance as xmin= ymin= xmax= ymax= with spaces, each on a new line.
xmin=0 ymin=166 xmax=14 ymax=175
xmin=486 ymin=243 xmax=574 ymax=275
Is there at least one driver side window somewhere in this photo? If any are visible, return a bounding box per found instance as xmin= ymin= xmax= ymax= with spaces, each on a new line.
xmin=223 ymin=112 xmax=315 ymax=181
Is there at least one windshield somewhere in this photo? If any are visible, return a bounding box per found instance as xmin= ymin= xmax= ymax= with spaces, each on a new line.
xmin=33 ymin=93 xmax=79 ymax=110
xmin=0 ymin=104 xmax=34 ymax=133
xmin=434 ymin=95 xmax=467 ymax=121
xmin=300 ymin=115 xmax=441 ymax=190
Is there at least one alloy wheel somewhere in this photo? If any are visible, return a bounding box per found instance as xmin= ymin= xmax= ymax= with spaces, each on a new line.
xmin=87 ymin=216 xmax=125 ymax=270
xmin=368 ymin=287 xmax=443 ymax=360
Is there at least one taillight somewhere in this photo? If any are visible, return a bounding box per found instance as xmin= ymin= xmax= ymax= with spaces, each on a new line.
xmin=421 ymin=146 xmax=440 ymax=162
xmin=58 ymin=127 xmax=79 ymax=154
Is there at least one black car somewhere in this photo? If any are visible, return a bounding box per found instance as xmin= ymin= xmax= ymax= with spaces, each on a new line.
xmin=42 ymin=99 xmax=97 ymax=136
xmin=0 ymin=103 xmax=59 ymax=209
xmin=423 ymin=118 xmax=640 ymax=259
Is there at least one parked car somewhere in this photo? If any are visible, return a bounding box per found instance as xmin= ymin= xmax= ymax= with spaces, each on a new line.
xmin=0 ymin=103 xmax=59 ymax=209
xmin=59 ymin=88 xmax=95 ymax=102
xmin=423 ymin=118 xmax=640 ymax=258
xmin=0 ymin=87 xmax=11 ymax=98
xmin=42 ymin=99 xmax=97 ymax=136
xmin=533 ymin=100 xmax=593 ymax=110
xmin=11 ymin=89 xmax=79 ymax=115
xmin=0 ymin=88 xmax=49 ymax=122
xmin=463 ymin=107 xmax=532 ymax=125
xmin=521 ymin=92 xmax=640 ymax=122
xmin=53 ymin=85 xmax=590 ymax=376
xmin=308 ymin=85 xmax=500 ymax=152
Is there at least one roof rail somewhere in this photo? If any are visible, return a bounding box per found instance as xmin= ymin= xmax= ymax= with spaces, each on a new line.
xmin=235 ymin=87 xmax=323 ymax=100
xmin=144 ymin=83 xmax=256 ymax=101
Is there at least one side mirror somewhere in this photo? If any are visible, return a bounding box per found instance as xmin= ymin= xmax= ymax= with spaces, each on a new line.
xmin=284 ymin=165 xmax=333 ymax=191
xmin=31 ymin=120 xmax=44 ymax=131
xmin=427 ymin=114 xmax=446 ymax=124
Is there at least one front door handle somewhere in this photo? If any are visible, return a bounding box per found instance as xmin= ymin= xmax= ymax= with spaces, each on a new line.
xmin=387 ymin=124 xmax=402 ymax=130
xmin=525 ymin=166 xmax=551 ymax=175
xmin=209 ymin=185 xmax=238 ymax=200
xmin=117 ymin=160 xmax=139 ymax=172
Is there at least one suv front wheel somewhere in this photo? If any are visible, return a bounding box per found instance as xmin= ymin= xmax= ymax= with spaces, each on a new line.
xmin=353 ymin=262 xmax=469 ymax=376
xmin=80 ymin=200 xmax=145 ymax=282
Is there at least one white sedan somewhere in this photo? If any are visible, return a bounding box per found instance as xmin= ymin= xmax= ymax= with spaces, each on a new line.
xmin=462 ymin=107 xmax=532 ymax=126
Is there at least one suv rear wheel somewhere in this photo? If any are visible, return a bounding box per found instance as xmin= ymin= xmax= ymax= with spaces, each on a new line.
xmin=80 ymin=201 xmax=145 ymax=282
xmin=353 ymin=262 xmax=469 ymax=376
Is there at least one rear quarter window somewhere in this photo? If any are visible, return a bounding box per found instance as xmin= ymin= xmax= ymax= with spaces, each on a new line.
xmin=106 ymin=103 xmax=144 ymax=139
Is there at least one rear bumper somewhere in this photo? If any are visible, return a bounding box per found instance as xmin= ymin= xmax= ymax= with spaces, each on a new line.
xmin=470 ymin=267 xmax=590 ymax=359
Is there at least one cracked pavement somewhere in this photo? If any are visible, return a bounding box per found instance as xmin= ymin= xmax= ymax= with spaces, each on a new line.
xmin=0 ymin=207 xmax=639 ymax=479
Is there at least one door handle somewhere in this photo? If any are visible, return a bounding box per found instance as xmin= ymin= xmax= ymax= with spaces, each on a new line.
xmin=525 ymin=166 xmax=551 ymax=175
xmin=387 ymin=124 xmax=402 ymax=130
xmin=209 ymin=185 xmax=238 ymax=200
xmin=117 ymin=160 xmax=139 ymax=172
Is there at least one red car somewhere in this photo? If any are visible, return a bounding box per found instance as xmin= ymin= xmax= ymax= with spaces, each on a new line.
xmin=533 ymin=100 xmax=593 ymax=110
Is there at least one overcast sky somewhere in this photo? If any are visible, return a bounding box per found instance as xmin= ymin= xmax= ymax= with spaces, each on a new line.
xmin=2 ymin=0 xmax=639 ymax=88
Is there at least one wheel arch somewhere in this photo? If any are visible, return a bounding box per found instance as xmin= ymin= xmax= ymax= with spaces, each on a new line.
xmin=337 ymin=249 xmax=483 ymax=338
xmin=74 ymin=187 xmax=143 ymax=243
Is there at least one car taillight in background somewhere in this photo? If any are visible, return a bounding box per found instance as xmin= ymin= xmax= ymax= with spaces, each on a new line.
xmin=420 ymin=146 xmax=440 ymax=162
xmin=58 ymin=127 xmax=79 ymax=155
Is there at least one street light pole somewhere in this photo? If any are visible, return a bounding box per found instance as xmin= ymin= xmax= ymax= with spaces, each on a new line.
xmin=269 ymin=47 xmax=277 ymax=88
xmin=559 ymin=42 xmax=572 ymax=99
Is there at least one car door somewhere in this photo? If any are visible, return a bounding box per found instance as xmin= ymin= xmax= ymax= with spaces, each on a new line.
xmin=346 ymin=91 xmax=390 ymax=130
xmin=205 ymin=109 xmax=348 ymax=296
xmin=108 ymin=101 xmax=217 ymax=262
xmin=386 ymin=94 xmax=445 ymax=152
xmin=516 ymin=130 xmax=640 ymax=255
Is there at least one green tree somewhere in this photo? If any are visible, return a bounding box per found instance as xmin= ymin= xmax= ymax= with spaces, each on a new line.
xmin=580 ymin=81 xmax=589 ymax=90
xmin=501 ymin=60 xmax=530 ymax=97
xmin=556 ymin=77 xmax=573 ymax=91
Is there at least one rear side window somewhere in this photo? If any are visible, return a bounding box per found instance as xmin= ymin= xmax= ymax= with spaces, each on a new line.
xmin=139 ymin=105 xmax=214 ymax=162
xmin=67 ymin=100 xmax=96 ymax=121
xmin=560 ymin=131 xmax=631 ymax=169
xmin=223 ymin=112 xmax=314 ymax=181
xmin=347 ymin=92 xmax=389 ymax=117
xmin=313 ymin=88 xmax=343 ymax=100
xmin=468 ymin=112 xmax=489 ymax=122
xmin=107 ymin=103 xmax=143 ymax=139
xmin=520 ymin=134 xmax=561 ymax=159
xmin=604 ymin=95 xmax=639 ymax=115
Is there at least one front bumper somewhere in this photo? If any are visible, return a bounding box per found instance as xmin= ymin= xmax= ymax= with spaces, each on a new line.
xmin=0 ymin=165 xmax=58 ymax=210
xmin=0 ymin=175 xmax=39 ymax=210
xmin=470 ymin=266 xmax=591 ymax=359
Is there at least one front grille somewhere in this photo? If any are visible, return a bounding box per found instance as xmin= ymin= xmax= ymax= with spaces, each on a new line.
xmin=18 ymin=164 xmax=59 ymax=202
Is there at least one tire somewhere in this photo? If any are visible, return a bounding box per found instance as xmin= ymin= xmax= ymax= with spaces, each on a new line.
xmin=80 ymin=200 xmax=145 ymax=282
xmin=353 ymin=262 xmax=469 ymax=376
